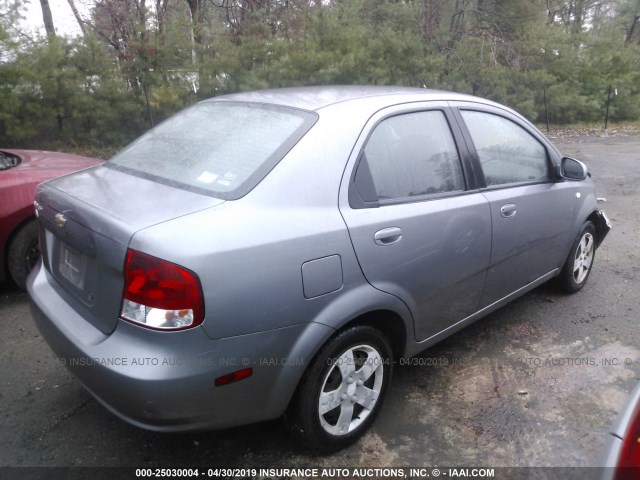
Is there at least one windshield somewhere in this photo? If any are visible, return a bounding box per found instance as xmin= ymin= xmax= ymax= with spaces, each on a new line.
xmin=107 ymin=101 xmax=317 ymax=199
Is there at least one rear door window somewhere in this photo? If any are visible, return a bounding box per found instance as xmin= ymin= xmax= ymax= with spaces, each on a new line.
xmin=359 ymin=110 xmax=465 ymax=202
xmin=107 ymin=101 xmax=317 ymax=199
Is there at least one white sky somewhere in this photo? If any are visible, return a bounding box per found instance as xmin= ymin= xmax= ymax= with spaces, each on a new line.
xmin=21 ymin=0 xmax=84 ymax=37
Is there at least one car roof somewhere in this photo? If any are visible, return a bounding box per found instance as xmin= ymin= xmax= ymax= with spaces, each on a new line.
xmin=205 ymin=85 xmax=496 ymax=112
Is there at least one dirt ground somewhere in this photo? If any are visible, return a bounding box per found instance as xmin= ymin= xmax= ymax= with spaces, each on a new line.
xmin=1 ymin=133 xmax=639 ymax=473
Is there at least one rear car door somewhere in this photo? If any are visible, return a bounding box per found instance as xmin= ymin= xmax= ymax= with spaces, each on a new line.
xmin=451 ymin=103 xmax=576 ymax=307
xmin=339 ymin=103 xmax=491 ymax=342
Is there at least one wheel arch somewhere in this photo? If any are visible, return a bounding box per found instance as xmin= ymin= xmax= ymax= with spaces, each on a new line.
xmin=586 ymin=209 xmax=610 ymax=249
xmin=557 ymin=190 xmax=605 ymax=270
xmin=309 ymin=283 xmax=414 ymax=359
xmin=269 ymin=285 xmax=414 ymax=417
xmin=341 ymin=309 xmax=407 ymax=360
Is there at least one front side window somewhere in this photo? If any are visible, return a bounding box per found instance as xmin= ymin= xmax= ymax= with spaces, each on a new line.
xmin=107 ymin=101 xmax=317 ymax=199
xmin=360 ymin=111 xmax=465 ymax=201
xmin=460 ymin=110 xmax=548 ymax=187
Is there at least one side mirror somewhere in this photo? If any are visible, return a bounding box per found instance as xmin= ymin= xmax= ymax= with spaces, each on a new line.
xmin=558 ymin=157 xmax=588 ymax=181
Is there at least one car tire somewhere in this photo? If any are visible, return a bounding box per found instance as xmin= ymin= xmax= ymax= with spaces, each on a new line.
xmin=555 ymin=221 xmax=596 ymax=294
xmin=7 ymin=219 xmax=40 ymax=290
xmin=287 ymin=325 xmax=393 ymax=452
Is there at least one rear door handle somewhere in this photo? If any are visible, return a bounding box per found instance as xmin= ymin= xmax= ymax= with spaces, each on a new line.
xmin=500 ymin=204 xmax=517 ymax=218
xmin=374 ymin=227 xmax=403 ymax=246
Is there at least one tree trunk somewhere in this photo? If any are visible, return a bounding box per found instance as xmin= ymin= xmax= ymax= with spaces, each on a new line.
xmin=186 ymin=0 xmax=204 ymax=45
xmin=186 ymin=2 xmax=198 ymax=64
xmin=421 ymin=0 xmax=438 ymax=42
xmin=39 ymin=0 xmax=56 ymax=39
xmin=66 ymin=0 xmax=87 ymax=36
xmin=625 ymin=0 xmax=640 ymax=44
xmin=448 ymin=0 xmax=464 ymax=50
xmin=626 ymin=15 xmax=640 ymax=43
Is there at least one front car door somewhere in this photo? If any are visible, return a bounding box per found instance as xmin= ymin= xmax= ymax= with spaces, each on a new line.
xmin=451 ymin=103 xmax=577 ymax=307
xmin=339 ymin=103 xmax=491 ymax=342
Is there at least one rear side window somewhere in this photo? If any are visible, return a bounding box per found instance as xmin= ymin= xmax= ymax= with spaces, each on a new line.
xmin=107 ymin=102 xmax=317 ymax=199
xmin=360 ymin=111 xmax=465 ymax=201
xmin=460 ymin=110 xmax=548 ymax=187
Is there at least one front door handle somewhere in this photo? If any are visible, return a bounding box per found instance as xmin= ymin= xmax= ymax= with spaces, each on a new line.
xmin=500 ymin=204 xmax=517 ymax=218
xmin=374 ymin=227 xmax=403 ymax=246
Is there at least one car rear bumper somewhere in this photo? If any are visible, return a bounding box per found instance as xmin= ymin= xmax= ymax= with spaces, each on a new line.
xmin=27 ymin=261 xmax=331 ymax=432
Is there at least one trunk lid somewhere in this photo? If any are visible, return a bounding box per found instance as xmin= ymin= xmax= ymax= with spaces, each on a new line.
xmin=35 ymin=165 xmax=224 ymax=334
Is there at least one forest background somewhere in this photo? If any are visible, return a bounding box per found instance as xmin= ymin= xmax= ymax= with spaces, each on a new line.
xmin=1 ymin=0 xmax=639 ymax=155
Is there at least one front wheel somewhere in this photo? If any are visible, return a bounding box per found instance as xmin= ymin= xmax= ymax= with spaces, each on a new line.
xmin=287 ymin=325 xmax=393 ymax=452
xmin=555 ymin=221 xmax=596 ymax=293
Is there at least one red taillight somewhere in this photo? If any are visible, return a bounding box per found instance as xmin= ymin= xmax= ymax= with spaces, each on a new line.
xmin=614 ymin=401 xmax=640 ymax=480
xmin=215 ymin=368 xmax=253 ymax=386
xmin=120 ymin=249 xmax=204 ymax=331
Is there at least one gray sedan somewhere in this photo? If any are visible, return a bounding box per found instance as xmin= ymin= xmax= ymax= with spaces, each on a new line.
xmin=28 ymin=86 xmax=610 ymax=452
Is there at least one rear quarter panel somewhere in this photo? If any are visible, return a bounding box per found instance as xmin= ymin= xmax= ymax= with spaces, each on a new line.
xmin=129 ymin=103 xmax=414 ymax=343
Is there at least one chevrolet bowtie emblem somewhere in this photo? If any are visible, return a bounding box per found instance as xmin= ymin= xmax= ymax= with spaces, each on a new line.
xmin=54 ymin=213 xmax=67 ymax=228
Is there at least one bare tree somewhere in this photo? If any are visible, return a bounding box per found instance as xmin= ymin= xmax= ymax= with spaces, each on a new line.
xmin=66 ymin=0 xmax=88 ymax=36
xmin=39 ymin=0 xmax=57 ymax=39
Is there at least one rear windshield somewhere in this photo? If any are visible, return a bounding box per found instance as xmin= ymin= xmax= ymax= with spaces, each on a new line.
xmin=106 ymin=101 xmax=317 ymax=199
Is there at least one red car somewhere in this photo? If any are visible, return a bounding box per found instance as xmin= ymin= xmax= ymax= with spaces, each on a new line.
xmin=1 ymin=149 xmax=102 ymax=289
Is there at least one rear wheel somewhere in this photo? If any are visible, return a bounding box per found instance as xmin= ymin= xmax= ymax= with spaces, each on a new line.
xmin=287 ymin=325 xmax=392 ymax=452
xmin=555 ymin=221 xmax=596 ymax=293
xmin=7 ymin=220 xmax=40 ymax=290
